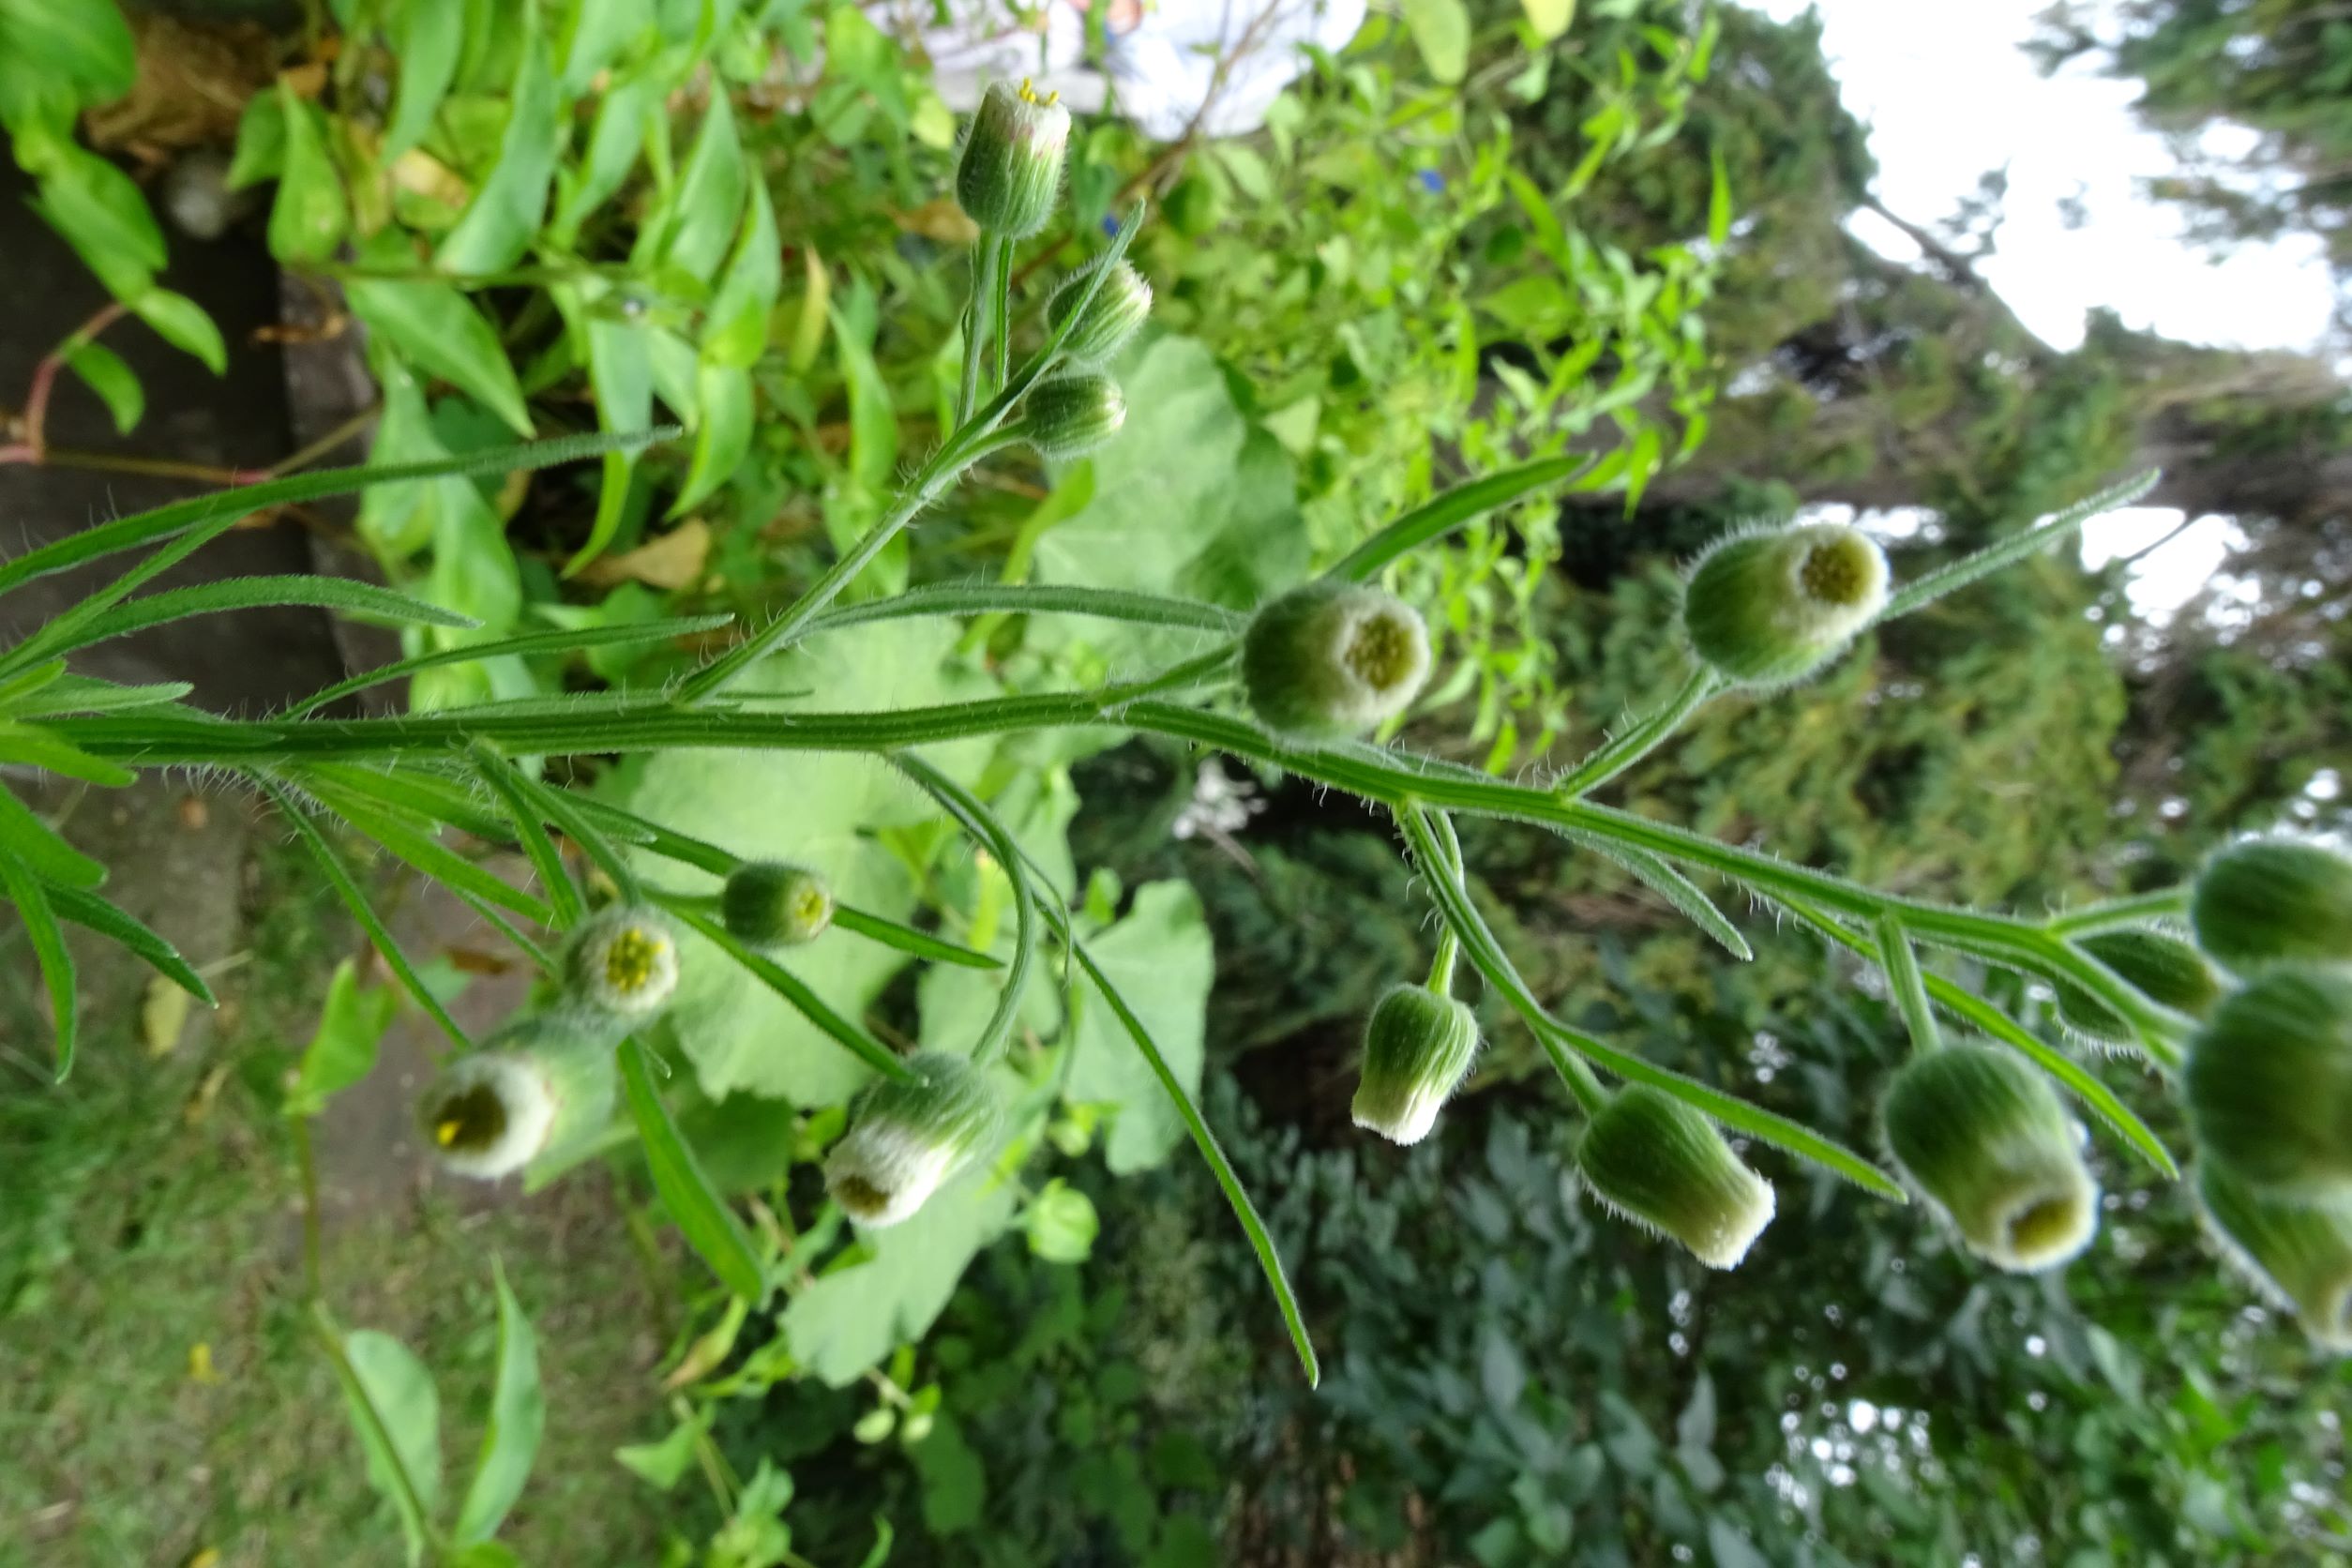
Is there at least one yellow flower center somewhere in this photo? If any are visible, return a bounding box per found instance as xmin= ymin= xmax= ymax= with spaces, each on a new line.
xmin=603 ymin=926 xmax=667 ymax=995
xmin=1018 ymin=77 xmax=1061 ymax=107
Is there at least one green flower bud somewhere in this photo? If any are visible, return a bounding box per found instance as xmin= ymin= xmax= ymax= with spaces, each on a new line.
xmin=418 ymin=1016 xmax=616 ymax=1181
xmin=2183 ymin=966 xmax=2352 ymax=1200
xmin=722 ymin=860 xmax=834 ymax=948
xmin=1681 ymin=521 xmax=1890 ymax=686
xmin=1015 ymin=371 xmax=1126 ymax=460
xmin=1882 ymin=1043 xmax=2099 ymax=1273
xmin=1352 ymin=984 xmax=1480 ymax=1145
xmin=2195 ymin=1161 xmax=2352 ymax=1353
xmin=954 ymin=80 xmax=1070 ymax=239
xmin=563 ymin=904 xmax=680 ymax=1021
xmin=1576 ymin=1087 xmax=1776 ymax=1269
xmin=1046 ymin=259 xmax=1153 ymax=366
xmin=1241 ymin=580 xmax=1432 ymax=741
xmin=824 ymin=1051 xmax=1002 ymax=1228
xmin=2191 ymin=836 xmax=2352 ymax=975
xmin=2053 ymin=927 xmax=2224 ymax=1048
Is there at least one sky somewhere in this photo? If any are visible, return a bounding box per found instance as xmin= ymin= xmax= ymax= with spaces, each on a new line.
xmin=1753 ymin=0 xmax=2341 ymax=620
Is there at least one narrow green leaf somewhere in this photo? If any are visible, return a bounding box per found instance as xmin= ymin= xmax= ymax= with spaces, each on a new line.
xmin=618 ymin=1036 xmax=765 ymax=1298
xmin=61 ymin=340 xmax=143 ymax=434
xmin=891 ymin=754 xmax=1035 ymax=1066
xmin=226 ymin=86 xmax=286 ymax=188
xmin=671 ymin=905 xmax=912 ymax=1081
xmin=49 ymin=885 xmax=214 ymax=1005
xmin=1326 ymin=456 xmax=1591 ymax=584
xmin=0 ymin=721 xmax=137 ymax=786
xmin=128 ymin=286 xmax=226 ymax=374
xmin=1559 ymin=829 xmax=1749 ymax=959
xmin=299 ymin=761 xmax=514 ymax=843
xmin=9 ymin=673 xmax=193 ymax=716
xmin=289 ymin=612 xmax=731 ymax=716
xmin=550 ymin=72 xmax=657 ymax=242
xmin=382 ymin=0 xmax=466 ymax=158
xmin=1875 ymin=470 xmax=2162 ymax=626
xmin=453 ymin=1261 xmax=545 ymax=1545
xmin=653 ymin=90 xmax=745 ymax=282
xmin=344 ymin=264 xmax=535 ymax=437
xmin=269 ymin=84 xmax=348 ymax=264
xmin=39 ymin=576 xmax=475 ymax=665
xmin=806 ymin=581 xmax=1244 ymax=638
xmin=0 ymin=784 xmax=104 ymax=889
xmin=671 ymin=360 xmax=751 ymax=515
xmin=305 ymin=777 xmax=554 ymax=926
xmin=469 ymin=746 xmax=585 ymax=928
xmin=0 ymin=852 xmax=78 ymax=1080
xmin=832 ymin=904 xmax=1002 ymax=970
xmin=256 ymin=775 xmax=473 ymax=1049
xmin=489 ymin=761 xmax=640 ymax=898
xmin=437 ymin=37 xmax=561 ymax=275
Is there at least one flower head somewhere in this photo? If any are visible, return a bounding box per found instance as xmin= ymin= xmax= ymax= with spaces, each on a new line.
xmin=2191 ymin=836 xmax=2352 ymax=976
xmin=1681 ymin=521 xmax=1890 ymax=686
xmin=722 ymin=861 xmax=835 ymax=948
xmin=2196 ymin=1161 xmax=2352 ymax=1353
xmin=1351 ymin=984 xmax=1481 ymax=1145
xmin=1046 ymin=259 xmax=1153 ymax=367
xmin=824 ymin=1052 xmax=1002 ymax=1228
xmin=418 ymin=1016 xmax=616 ymax=1181
xmin=563 ymin=904 xmax=680 ymax=1021
xmin=1882 ymin=1043 xmax=2099 ymax=1273
xmin=1015 ymin=371 xmax=1126 ymax=460
xmin=955 ymin=80 xmax=1070 ymax=239
xmin=2053 ymin=926 xmax=2223 ymax=1049
xmin=1576 ymin=1086 xmax=1776 ymax=1269
xmin=2184 ymin=965 xmax=2352 ymax=1201
xmin=1241 ymin=580 xmax=1432 ymax=741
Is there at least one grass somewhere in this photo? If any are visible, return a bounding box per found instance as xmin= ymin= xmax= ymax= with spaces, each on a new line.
xmin=0 ymin=825 xmax=706 ymax=1566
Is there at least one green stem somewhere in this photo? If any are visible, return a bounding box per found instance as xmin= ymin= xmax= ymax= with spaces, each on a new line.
xmin=1552 ymin=666 xmax=1719 ymax=798
xmin=294 ymin=1114 xmax=324 ymax=1301
xmin=1426 ymin=928 xmax=1459 ymax=994
xmin=2045 ymin=884 xmax=2193 ymax=935
xmin=1874 ymin=910 xmax=1939 ymax=1055
xmin=889 ymin=753 xmax=1035 ymax=1067
xmin=310 ymin=1304 xmax=449 ymax=1558
xmin=956 ymin=240 xmax=996 ymax=425
xmin=988 ymin=235 xmax=1014 ymax=393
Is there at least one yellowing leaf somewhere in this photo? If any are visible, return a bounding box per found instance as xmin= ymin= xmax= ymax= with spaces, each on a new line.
xmin=1522 ymin=0 xmax=1575 ymax=42
xmin=143 ymin=973 xmax=191 ymax=1056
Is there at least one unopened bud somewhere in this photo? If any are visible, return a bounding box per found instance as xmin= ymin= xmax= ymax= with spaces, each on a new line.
xmin=2195 ymin=1161 xmax=2352 ymax=1353
xmin=2191 ymin=836 xmax=2352 ymax=975
xmin=1576 ymin=1086 xmax=1776 ymax=1269
xmin=418 ymin=1016 xmax=615 ymax=1180
xmin=722 ymin=860 xmax=835 ymax=948
xmin=1351 ymin=984 xmax=1480 ymax=1145
xmin=2183 ymin=966 xmax=2352 ymax=1201
xmin=1241 ymin=581 xmax=1432 ymax=741
xmin=1681 ymin=522 xmax=1890 ymax=686
xmin=824 ymin=1051 xmax=1002 ymax=1228
xmin=2053 ymin=927 xmax=2223 ymax=1048
xmin=563 ymin=904 xmax=680 ymax=1021
xmin=1882 ymin=1043 xmax=2098 ymax=1273
xmin=1015 ymin=371 xmax=1125 ymax=459
xmin=955 ymin=80 xmax=1070 ymax=239
xmin=1046 ymin=259 xmax=1153 ymax=366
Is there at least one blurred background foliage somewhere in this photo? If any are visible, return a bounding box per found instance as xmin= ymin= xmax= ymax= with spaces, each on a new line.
xmin=3 ymin=0 xmax=2349 ymax=1561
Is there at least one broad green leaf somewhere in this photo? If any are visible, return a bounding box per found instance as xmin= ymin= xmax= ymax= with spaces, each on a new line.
xmin=288 ymin=957 xmax=399 ymax=1116
xmin=25 ymin=143 xmax=163 ymax=300
xmin=781 ymin=1153 xmax=1021 ymax=1385
xmin=615 ymin=1406 xmax=713 ymax=1492
xmin=615 ymin=619 xmax=997 ymax=1105
xmin=383 ymin=0 xmax=468 ymax=158
xmin=558 ymin=0 xmax=654 ymax=94
xmin=651 ymin=90 xmax=744 ymax=281
xmin=619 ymin=1037 xmax=765 ymax=1298
xmin=438 ymin=37 xmax=562 ymax=275
xmin=1522 ymin=0 xmax=1574 ymax=42
xmin=0 ymin=0 xmax=135 ymax=100
xmin=61 ymin=340 xmax=141 ymax=433
xmin=0 ymin=852 xmax=76 ymax=1078
xmin=1063 ymin=882 xmax=1213 ymax=1173
xmin=701 ymin=179 xmax=779 ymax=369
xmin=550 ymin=72 xmax=658 ymax=243
xmin=558 ymin=282 xmax=654 ymax=571
xmin=447 ymin=1545 xmax=521 ymax=1568
xmin=354 ymin=367 xmax=450 ymax=558
xmin=269 ymin=85 xmax=348 ymax=264
xmin=336 ymin=1327 xmax=445 ymax=1565
xmin=1400 ymin=0 xmax=1470 ymax=82
xmin=226 ymin=73 xmax=286 ymax=188
xmin=345 ymin=243 xmax=534 ymax=435
xmin=671 ymin=361 xmax=751 ymax=514
xmin=453 ymin=1263 xmax=545 ymax=1545
xmin=127 ymin=287 xmax=227 ymax=374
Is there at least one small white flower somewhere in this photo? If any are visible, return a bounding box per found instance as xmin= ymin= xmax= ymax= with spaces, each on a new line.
xmin=565 ymin=906 xmax=680 ymax=1019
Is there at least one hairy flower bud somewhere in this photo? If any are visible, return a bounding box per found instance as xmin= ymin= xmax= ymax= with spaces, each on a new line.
xmin=1576 ymin=1087 xmax=1776 ymax=1269
xmin=2195 ymin=1161 xmax=2352 ymax=1353
xmin=722 ymin=860 xmax=835 ymax=948
xmin=1015 ymin=371 xmax=1126 ymax=459
xmin=824 ymin=1051 xmax=1002 ymax=1228
xmin=1882 ymin=1043 xmax=2099 ymax=1273
xmin=2191 ymin=836 xmax=2352 ymax=975
xmin=563 ymin=904 xmax=680 ymax=1021
xmin=955 ymin=80 xmax=1069 ymax=239
xmin=418 ymin=1016 xmax=615 ymax=1181
xmin=1352 ymin=984 xmax=1481 ymax=1145
xmin=1046 ymin=259 xmax=1153 ymax=366
xmin=2183 ymin=966 xmax=2352 ymax=1200
xmin=1241 ymin=581 xmax=1432 ymax=741
xmin=2053 ymin=927 xmax=2224 ymax=1048
xmin=1681 ymin=522 xmax=1890 ymax=686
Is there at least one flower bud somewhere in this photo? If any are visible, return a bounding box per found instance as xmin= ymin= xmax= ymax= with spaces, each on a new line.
xmin=1241 ymin=581 xmax=1432 ymax=741
xmin=1681 ymin=522 xmax=1890 ymax=686
xmin=563 ymin=904 xmax=680 ymax=1021
xmin=1352 ymin=984 xmax=1480 ymax=1145
xmin=824 ymin=1051 xmax=1002 ymax=1228
xmin=2191 ymin=836 xmax=2352 ymax=975
xmin=1046 ymin=259 xmax=1153 ymax=366
xmin=1576 ymin=1087 xmax=1776 ymax=1269
xmin=2053 ymin=927 xmax=2224 ymax=1048
xmin=722 ymin=860 xmax=834 ymax=948
xmin=1015 ymin=371 xmax=1126 ymax=460
xmin=2195 ymin=1161 xmax=2352 ymax=1353
xmin=418 ymin=1016 xmax=616 ymax=1180
xmin=2183 ymin=966 xmax=2352 ymax=1200
xmin=954 ymin=80 xmax=1069 ymax=239
xmin=1882 ymin=1043 xmax=2099 ymax=1273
